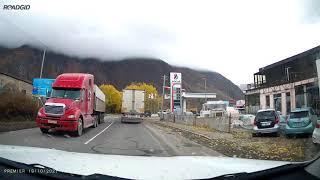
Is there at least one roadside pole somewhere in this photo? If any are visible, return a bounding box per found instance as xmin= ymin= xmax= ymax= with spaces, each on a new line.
xmin=40 ymin=48 xmax=46 ymax=78
xmin=161 ymin=75 xmax=166 ymax=120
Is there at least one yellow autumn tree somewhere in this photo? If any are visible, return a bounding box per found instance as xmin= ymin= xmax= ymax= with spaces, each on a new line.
xmin=125 ymin=82 xmax=160 ymax=113
xmin=99 ymin=84 xmax=122 ymax=113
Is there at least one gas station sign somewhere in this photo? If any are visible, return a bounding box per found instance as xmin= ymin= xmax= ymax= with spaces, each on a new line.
xmin=170 ymin=72 xmax=182 ymax=113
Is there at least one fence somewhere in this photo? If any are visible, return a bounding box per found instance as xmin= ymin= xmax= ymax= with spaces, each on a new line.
xmin=162 ymin=114 xmax=232 ymax=133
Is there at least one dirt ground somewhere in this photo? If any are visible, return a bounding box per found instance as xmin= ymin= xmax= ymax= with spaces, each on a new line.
xmin=147 ymin=118 xmax=320 ymax=162
xmin=0 ymin=121 xmax=37 ymax=132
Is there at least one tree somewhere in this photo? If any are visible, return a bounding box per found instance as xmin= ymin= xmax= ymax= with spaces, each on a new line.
xmin=125 ymin=82 xmax=160 ymax=113
xmin=99 ymin=84 xmax=122 ymax=113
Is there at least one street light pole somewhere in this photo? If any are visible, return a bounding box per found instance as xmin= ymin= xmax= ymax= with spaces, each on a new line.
xmin=161 ymin=75 xmax=167 ymax=120
xmin=40 ymin=48 xmax=46 ymax=78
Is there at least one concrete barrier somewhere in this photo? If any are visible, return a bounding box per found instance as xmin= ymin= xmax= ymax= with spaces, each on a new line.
xmin=163 ymin=114 xmax=231 ymax=133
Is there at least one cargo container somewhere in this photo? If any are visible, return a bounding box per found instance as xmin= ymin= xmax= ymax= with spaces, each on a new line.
xmin=121 ymin=89 xmax=145 ymax=123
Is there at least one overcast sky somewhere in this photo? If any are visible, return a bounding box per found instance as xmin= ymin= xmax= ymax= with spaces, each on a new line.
xmin=1 ymin=0 xmax=320 ymax=85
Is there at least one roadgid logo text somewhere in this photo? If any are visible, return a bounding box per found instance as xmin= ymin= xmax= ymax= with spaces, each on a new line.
xmin=3 ymin=4 xmax=30 ymax=10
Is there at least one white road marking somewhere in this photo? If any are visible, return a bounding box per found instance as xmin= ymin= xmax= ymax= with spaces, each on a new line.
xmin=84 ymin=121 xmax=114 ymax=145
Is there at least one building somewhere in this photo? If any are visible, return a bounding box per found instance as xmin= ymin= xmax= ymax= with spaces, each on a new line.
xmin=245 ymin=46 xmax=320 ymax=115
xmin=239 ymin=83 xmax=254 ymax=93
xmin=0 ymin=72 xmax=33 ymax=95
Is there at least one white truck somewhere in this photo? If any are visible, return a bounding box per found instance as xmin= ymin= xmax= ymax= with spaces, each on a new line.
xmin=121 ymin=89 xmax=145 ymax=123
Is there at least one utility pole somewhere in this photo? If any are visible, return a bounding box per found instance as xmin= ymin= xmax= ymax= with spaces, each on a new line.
xmin=161 ymin=75 xmax=167 ymax=120
xmin=203 ymin=77 xmax=207 ymax=103
xmin=40 ymin=48 xmax=46 ymax=78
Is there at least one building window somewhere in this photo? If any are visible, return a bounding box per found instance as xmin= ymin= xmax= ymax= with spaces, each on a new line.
xmin=21 ymin=89 xmax=26 ymax=94
xmin=266 ymin=95 xmax=270 ymax=108
xmin=306 ymin=83 xmax=320 ymax=115
xmin=286 ymin=92 xmax=291 ymax=114
xmin=274 ymin=93 xmax=281 ymax=112
xmin=245 ymin=93 xmax=260 ymax=114
xmin=295 ymin=85 xmax=305 ymax=108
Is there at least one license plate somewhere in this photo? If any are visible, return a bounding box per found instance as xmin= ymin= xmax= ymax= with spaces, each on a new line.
xmin=48 ymin=120 xmax=57 ymax=124
xmin=295 ymin=122 xmax=302 ymax=127
xmin=261 ymin=122 xmax=271 ymax=126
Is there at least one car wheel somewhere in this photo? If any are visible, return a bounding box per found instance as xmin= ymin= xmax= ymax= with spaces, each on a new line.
xmin=252 ymin=133 xmax=257 ymax=137
xmin=73 ymin=118 xmax=83 ymax=137
xmin=274 ymin=132 xmax=280 ymax=137
xmin=40 ymin=128 xmax=49 ymax=134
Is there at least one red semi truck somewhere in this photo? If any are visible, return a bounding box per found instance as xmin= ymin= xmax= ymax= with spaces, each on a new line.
xmin=36 ymin=73 xmax=106 ymax=136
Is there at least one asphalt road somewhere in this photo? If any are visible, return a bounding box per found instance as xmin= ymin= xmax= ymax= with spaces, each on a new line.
xmin=0 ymin=116 xmax=221 ymax=156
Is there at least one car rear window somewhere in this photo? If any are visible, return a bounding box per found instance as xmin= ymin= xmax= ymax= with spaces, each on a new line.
xmin=256 ymin=111 xmax=276 ymax=119
xmin=290 ymin=111 xmax=308 ymax=118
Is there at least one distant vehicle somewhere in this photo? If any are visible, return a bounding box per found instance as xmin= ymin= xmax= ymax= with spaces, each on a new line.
xmin=285 ymin=108 xmax=317 ymax=138
xmin=158 ymin=110 xmax=168 ymax=116
xmin=32 ymin=78 xmax=55 ymax=97
xmin=312 ymin=119 xmax=320 ymax=144
xmin=36 ymin=73 xmax=106 ymax=136
xmin=252 ymin=109 xmax=280 ymax=137
xmin=121 ymin=89 xmax=145 ymax=123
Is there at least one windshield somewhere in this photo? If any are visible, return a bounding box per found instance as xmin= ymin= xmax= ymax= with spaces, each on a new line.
xmin=290 ymin=111 xmax=309 ymax=119
xmin=1 ymin=0 xmax=320 ymax=179
xmin=51 ymin=89 xmax=80 ymax=100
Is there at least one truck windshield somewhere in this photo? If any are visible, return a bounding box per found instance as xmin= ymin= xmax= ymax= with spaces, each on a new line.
xmin=51 ymin=89 xmax=81 ymax=100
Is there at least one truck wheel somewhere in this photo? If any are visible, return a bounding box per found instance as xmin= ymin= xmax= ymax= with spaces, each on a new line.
xmin=40 ymin=128 xmax=49 ymax=134
xmin=74 ymin=118 xmax=83 ymax=137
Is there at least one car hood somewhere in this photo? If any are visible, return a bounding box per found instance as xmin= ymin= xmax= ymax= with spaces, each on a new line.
xmin=0 ymin=145 xmax=289 ymax=180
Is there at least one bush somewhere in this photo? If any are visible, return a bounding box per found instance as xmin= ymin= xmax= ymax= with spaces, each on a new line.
xmin=0 ymin=88 xmax=40 ymax=121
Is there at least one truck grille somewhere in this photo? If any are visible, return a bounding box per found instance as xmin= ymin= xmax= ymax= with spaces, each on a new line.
xmin=44 ymin=105 xmax=64 ymax=116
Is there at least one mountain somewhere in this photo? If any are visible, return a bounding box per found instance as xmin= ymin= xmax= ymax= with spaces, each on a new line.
xmin=0 ymin=45 xmax=244 ymax=100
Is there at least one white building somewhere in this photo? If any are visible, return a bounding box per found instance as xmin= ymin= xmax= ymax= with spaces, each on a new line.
xmin=245 ymin=46 xmax=320 ymax=115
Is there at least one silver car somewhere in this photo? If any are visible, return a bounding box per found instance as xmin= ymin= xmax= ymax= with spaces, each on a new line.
xmin=252 ymin=109 xmax=280 ymax=137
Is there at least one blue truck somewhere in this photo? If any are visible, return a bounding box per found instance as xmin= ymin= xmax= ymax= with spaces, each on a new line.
xmin=32 ymin=78 xmax=55 ymax=97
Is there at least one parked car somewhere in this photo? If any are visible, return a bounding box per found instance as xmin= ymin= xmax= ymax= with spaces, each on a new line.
xmin=312 ymin=119 xmax=320 ymax=144
xmin=252 ymin=109 xmax=280 ymax=137
xmin=184 ymin=111 xmax=194 ymax=116
xmin=144 ymin=111 xmax=151 ymax=117
xmin=239 ymin=114 xmax=255 ymax=126
xmin=157 ymin=110 xmax=168 ymax=116
xmin=151 ymin=114 xmax=159 ymax=117
xmin=285 ymin=107 xmax=317 ymax=138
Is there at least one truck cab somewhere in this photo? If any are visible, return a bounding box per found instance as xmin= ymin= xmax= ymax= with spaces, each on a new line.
xmin=36 ymin=73 xmax=104 ymax=136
